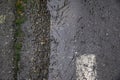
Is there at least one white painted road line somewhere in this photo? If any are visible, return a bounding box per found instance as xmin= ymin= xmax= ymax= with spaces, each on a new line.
xmin=0 ymin=15 xmax=6 ymax=24
xmin=76 ymin=54 xmax=97 ymax=80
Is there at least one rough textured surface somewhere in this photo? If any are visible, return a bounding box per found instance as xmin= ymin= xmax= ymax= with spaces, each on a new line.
xmin=48 ymin=0 xmax=78 ymax=80
xmin=18 ymin=0 xmax=50 ymax=80
xmin=0 ymin=0 xmax=120 ymax=80
xmin=48 ymin=0 xmax=120 ymax=80
xmin=75 ymin=0 xmax=120 ymax=80
xmin=0 ymin=0 xmax=15 ymax=79
xmin=76 ymin=54 xmax=97 ymax=80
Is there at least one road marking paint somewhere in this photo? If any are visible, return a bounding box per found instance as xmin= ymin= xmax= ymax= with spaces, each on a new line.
xmin=76 ymin=54 xmax=97 ymax=80
xmin=0 ymin=15 xmax=6 ymax=24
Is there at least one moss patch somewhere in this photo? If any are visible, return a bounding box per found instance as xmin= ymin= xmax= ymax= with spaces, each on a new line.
xmin=13 ymin=0 xmax=27 ymax=80
xmin=15 ymin=17 xmax=26 ymax=26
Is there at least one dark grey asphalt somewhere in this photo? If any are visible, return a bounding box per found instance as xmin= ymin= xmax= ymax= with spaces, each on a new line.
xmin=0 ymin=0 xmax=15 ymax=80
xmin=48 ymin=0 xmax=120 ymax=80
xmin=0 ymin=0 xmax=120 ymax=80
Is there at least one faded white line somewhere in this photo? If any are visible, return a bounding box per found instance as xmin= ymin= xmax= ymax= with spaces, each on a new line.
xmin=76 ymin=54 xmax=97 ymax=80
xmin=0 ymin=15 xmax=6 ymax=24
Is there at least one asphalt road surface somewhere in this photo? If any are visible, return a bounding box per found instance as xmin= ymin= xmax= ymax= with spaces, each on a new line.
xmin=0 ymin=0 xmax=15 ymax=79
xmin=48 ymin=0 xmax=120 ymax=80
xmin=0 ymin=0 xmax=120 ymax=80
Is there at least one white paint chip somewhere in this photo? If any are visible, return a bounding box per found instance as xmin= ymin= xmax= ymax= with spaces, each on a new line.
xmin=0 ymin=15 xmax=6 ymax=24
xmin=76 ymin=54 xmax=97 ymax=80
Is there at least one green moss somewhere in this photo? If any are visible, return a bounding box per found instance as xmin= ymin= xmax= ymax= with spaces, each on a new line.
xmin=13 ymin=0 xmax=27 ymax=79
xmin=15 ymin=17 xmax=26 ymax=26
xmin=15 ymin=48 xmax=21 ymax=62
xmin=16 ymin=3 xmax=24 ymax=12
xmin=15 ymin=29 xmax=22 ymax=37
xmin=13 ymin=41 xmax=22 ymax=80
xmin=23 ymin=0 xmax=27 ymax=3
xmin=14 ymin=42 xmax=22 ymax=50
xmin=14 ymin=42 xmax=21 ymax=68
